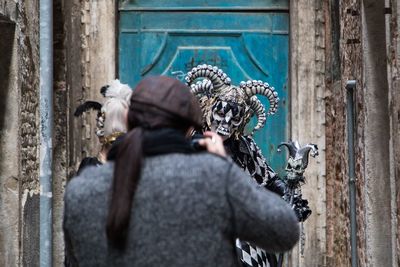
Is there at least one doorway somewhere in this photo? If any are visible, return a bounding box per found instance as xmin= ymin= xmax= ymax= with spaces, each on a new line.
xmin=118 ymin=0 xmax=289 ymax=173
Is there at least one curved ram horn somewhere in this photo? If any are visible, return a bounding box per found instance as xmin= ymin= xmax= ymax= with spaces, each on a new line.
xmin=190 ymin=79 xmax=213 ymax=96
xmin=185 ymin=64 xmax=231 ymax=92
xmin=240 ymin=80 xmax=279 ymax=115
xmin=249 ymin=96 xmax=266 ymax=135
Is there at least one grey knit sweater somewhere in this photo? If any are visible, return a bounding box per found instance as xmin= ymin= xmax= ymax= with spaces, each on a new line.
xmin=64 ymin=153 xmax=299 ymax=267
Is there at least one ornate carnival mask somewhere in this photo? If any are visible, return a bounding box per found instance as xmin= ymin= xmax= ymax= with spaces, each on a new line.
xmin=209 ymin=100 xmax=244 ymax=140
xmin=185 ymin=65 xmax=279 ymax=139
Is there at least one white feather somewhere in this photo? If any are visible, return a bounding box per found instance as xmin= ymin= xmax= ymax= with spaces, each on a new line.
xmin=104 ymin=79 xmax=133 ymax=102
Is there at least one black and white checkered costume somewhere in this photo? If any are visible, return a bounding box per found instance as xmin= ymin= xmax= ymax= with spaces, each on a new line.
xmin=236 ymin=240 xmax=270 ymax=267
xmin=226 ymin=136 xmax=283 ymax=267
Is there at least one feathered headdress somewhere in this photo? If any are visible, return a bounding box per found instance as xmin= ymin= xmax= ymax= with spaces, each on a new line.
xmin=74 ymin=79 xmax=132 ymax=143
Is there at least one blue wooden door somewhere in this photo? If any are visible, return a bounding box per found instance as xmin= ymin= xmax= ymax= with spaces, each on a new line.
xmin=119 ymin=0 xmax=289 ymax=175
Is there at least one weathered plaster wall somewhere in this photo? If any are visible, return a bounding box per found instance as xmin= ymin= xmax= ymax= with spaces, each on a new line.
xmin=77 ymin=0 xmax=116 ymax=168
xmin=289 ymin=0 xmax=326 ymax=266
xmin=51 ymin=4 xmax=117 ymax=266
xmin=65 ymin=0 xmax=84 ymax=177
xmin=54 ymin=0 xmax=118 ymax=265
xmin=0 ymin=0 xmax=40 ymax=266
xmin=59 ymin=2 xmax=117 ymax=266
xmin=386 ymin=0 xmax=400 ymax=265
xmin=362 ymin=0 xmax=393 ymax=266
xmin=64 ymin=0 xmax=117 ymax=177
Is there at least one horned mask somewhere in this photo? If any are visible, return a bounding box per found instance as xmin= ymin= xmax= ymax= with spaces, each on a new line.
xmin=185 ymin=65 xmax=279 ymax=140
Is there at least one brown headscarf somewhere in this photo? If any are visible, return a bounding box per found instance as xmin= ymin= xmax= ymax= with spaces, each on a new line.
xmin=106 ymin=76 xmax=202 ymax=248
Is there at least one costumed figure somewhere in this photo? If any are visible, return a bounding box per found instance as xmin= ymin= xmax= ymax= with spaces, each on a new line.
xmin=185 ymin=65 xmax=316 ymax=267
xmin=74 ymin=79 xmax=132 ymax=174
xmin=277 ymin=141 xmax=318 ymax=262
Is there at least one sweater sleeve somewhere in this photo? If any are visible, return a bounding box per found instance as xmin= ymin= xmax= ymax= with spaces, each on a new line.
xmin=63 ymin=191 xmax=79 ymax=267
xmin=226 ymin=163 xmax=300 ymax=253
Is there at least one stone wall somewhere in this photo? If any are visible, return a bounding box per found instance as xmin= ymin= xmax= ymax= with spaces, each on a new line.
xmin=0 ymin=5 xmax=20 ymax=267
xmin=53 ymin=0 xmax=67 ymax=265
xmin=325 ymin=0 xmax=366 ymax=266
xmin=325 ymin=0 xmax=399 ymax=266
xmin=387 ymin=0 xmax=400 ymax=265
xmin=0 ymin=1 xmax=70 ymax=266
xmin=19 ymin=1 xmax=41 ymax=265
xmin=325 ymin=1 xmax=349 ymax=266
xmin=0 ymin=0 xmax=40 ymax=266
xmin=292 ymin=0 xmax=397 ymax=266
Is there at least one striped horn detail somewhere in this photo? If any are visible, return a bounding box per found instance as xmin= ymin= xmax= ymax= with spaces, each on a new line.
xmin=185 ymin=64 xmax=231 ymax=92
xmin=249 ymin=96 xmax=266 ymax=134
xmin=240 ymin=79 xmax=279 ymax=115
xmin=190 ymin=79 xmax=213 ymax=96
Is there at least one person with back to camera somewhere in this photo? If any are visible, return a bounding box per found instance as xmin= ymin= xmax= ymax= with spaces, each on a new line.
xmin=63 ymin=76 xmax=300 ymax=267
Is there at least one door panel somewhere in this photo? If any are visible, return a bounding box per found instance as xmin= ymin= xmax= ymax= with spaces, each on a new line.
xmin=119 ymin=2 xmax=289 ymax=174
xmin=120 ymin=0 xmax=288 ymax=10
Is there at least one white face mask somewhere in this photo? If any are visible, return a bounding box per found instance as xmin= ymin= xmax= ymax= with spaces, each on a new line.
xmin=210 ymin=101 xmax=243 ymax=141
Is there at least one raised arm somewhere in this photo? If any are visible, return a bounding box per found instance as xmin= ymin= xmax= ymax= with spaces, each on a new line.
xmin=226 ymin=163 xmax=299 ymax=253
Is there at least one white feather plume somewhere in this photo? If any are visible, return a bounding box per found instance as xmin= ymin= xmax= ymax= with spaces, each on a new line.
xmin=103 ymin=79 xmax=132 ymax=102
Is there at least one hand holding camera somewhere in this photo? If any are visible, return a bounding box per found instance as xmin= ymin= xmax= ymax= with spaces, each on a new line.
xmin=191 ymin=131 xmax=227 ymax=157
